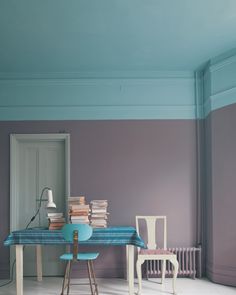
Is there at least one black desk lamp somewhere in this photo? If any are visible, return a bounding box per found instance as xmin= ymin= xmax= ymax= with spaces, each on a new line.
xmin=26 ymin=187 xmax=56 ymax=229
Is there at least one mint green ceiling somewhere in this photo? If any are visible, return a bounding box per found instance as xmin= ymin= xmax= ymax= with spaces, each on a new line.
xmin=1 ymin=0 xmax=236 ymax=74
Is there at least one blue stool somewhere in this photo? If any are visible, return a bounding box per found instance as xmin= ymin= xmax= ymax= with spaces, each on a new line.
xmin=60 ymin=224 xmax=99 ymax=295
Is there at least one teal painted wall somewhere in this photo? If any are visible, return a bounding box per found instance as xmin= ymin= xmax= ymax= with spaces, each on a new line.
xmin=0 ymin=73 xmax=196 ymax=120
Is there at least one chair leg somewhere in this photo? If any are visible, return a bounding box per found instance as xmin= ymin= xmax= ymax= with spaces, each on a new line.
xmin=146 ymin=261 xmax=149 ymax=280
xmin=169 ymin=258 xmax=179 ymax=295
xmin=61 ymin=261 xmax=70 ymax=295
xmin=66 ymin=261 xmax=72 ymax=295
xmin=87 ymin=260 xmax=94 ymax=295
xmin=136 ymin=259 xmax=144 ymax=295
xmin=161 ymin=260 xmax=166 ymax=286
xmin=90 ymin=261 xmax=99 ymax=295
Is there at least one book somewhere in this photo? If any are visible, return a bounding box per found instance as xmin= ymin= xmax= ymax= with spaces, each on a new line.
xmin=91 ymin=209 xmax=107 ymax=213
xmin=90 ymin=200 xmax=108 ymax=204
xmin=69 ymin=209 xmax=90 ymax=214
xmin=68 ymin=195 xmax=90 ymax=224
xmin=71 ymin=216 xmax=89 ymax=220
xmin=47 ymin=212 xmax=63 ymax=218
xmin=69 ymin=212 xmax=90 ymax=216
xmin=49 ymin=222 xmax=65 ymax=227
xmin=90 ymin=199 xmax=109 ymax=228
xmin=71 ymin=215 xmax=89 ymax=224
xmin=48 ymin=217 xmax=66 ymax=223
xmin=91 ymin=215 xmax=108 ymax=219
xmin=91 ymin=221 xmax=107 ymax=225
xmin=68 ymin=196 xmax=86 ymax=205
xmin=48 ymin=212 xmax=66 ymax=230
xmin=69 ymin=204 xmax=90 ymax=210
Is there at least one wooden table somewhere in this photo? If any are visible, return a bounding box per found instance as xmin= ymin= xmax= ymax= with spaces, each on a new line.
xmin=4 ymin=226 xmax=146 ymax=295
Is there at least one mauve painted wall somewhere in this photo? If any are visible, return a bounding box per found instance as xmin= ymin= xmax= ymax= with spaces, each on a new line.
xmin=206 ymin=104 xmax=236 ymax=286
xmin=0 ymin=120 xmax=197 ymax=278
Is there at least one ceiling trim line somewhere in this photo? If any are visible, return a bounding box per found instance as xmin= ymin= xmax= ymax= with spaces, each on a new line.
xmin=0 ymin=105 xmax=196 ymax=121
xmin=0 ymin=70 xmax=194 ymax=80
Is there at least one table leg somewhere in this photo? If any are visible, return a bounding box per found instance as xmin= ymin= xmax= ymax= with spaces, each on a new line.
xmin=16 ymin=245 xmax=23 ymax=295
xmin=126 ymin=245 xmax=129 ymax=281
xmin=36 ymin=245 xmax=42 ymax=282
xmin=127 ymin=245 xmax=134 ymax=295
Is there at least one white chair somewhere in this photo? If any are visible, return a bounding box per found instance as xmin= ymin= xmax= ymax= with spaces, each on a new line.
xmin=136 ymin=216 xmax=179 ymax=295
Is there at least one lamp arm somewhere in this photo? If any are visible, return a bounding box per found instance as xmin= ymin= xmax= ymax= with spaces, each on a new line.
xmin=25 ymin=187 xmax=51 ymax=229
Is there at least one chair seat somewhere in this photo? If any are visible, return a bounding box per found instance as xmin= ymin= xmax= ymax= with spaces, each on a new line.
xmin=139 ymin=249 xmax=174 ymax=255
xmin=60 ymin=252 xmax=99 ymax=261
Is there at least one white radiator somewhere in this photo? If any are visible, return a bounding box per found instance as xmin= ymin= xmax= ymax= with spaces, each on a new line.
xmin=145 ymin=247 xmax=202 ymax=279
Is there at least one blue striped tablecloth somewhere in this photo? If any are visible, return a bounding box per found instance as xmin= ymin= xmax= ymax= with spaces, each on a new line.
xmin=4 ymin=226 xmax=146 ymax=248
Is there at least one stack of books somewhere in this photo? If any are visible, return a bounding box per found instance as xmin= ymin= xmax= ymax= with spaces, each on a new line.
xmin=48 ymin=212 xmax=66 ymax=230
xmin=90 ymin=200 xmax=109 ymax=228
xmin=68 ymin=196 xmax=90 ymax=224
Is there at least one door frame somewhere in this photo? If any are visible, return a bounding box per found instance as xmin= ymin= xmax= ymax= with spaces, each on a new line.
xmin=10 ymin=133 xmax=70 ymax=231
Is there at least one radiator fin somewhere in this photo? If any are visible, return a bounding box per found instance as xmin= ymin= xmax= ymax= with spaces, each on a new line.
xmin=145 ymin=247 xmax=201 ymax=279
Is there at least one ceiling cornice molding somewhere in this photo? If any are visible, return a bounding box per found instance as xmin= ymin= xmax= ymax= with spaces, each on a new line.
xmin=203 ymin=86 xmax=236 ymax=117
xmin=0 ymin=105 xmax=196 ymax=121
xmin=209 ymin=52 xmax=236 ymax=73
xmin=0 ymin=70 xmax=194 ymax=80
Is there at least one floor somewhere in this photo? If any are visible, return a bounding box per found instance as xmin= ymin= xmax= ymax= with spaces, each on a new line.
xmin=0 ymin=277 xmax=235 ymax=295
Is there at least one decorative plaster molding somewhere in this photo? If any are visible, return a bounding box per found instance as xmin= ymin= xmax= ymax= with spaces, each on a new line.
xmin=203 ymin=98 xmax=211 ymax=117
xmin=0 ymin=105 xmax=196 ymax=120
xmin=203 ymin=86 xmax=236 ymax=116
xmin=196 ymin=49 xmax=236 ymax=117
xmin=210 ymin=49 xmax=236 ymax=73
xmin=194 ymin=70 xmax=205 ymax=119
xmin=0 ymin=74 xmax=195 ymax=120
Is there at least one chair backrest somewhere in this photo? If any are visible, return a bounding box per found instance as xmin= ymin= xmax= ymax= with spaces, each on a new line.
xmin=62 ymin=224 xmax=93 ymax=259
xmin=62 ymin=224 xmax=93 ymax=242
xmin=136 ymin=216 xmax=167 ymax=250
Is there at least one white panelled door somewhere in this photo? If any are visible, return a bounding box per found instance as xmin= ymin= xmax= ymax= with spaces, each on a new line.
xmin=10 ymin=134 xmax=70 ymax=276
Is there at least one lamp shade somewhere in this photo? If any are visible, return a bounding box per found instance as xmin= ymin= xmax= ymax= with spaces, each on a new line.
xmin=46 ymin=189 xmax=56 ymax=208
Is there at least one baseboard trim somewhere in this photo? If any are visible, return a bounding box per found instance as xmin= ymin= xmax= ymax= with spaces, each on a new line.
xmin=207 ymin=262 xmax=236 ymax=287
xmin=0 ymin=264 xmax=10 ymax=280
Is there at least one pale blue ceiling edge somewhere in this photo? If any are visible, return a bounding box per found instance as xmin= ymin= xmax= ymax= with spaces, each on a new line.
xmin=0 ymin=70 xmax=194 ymax=80
xmin=0 ymin=105 xmax=196 ymax=121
